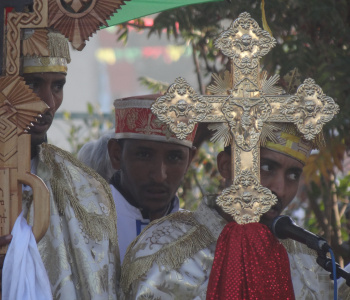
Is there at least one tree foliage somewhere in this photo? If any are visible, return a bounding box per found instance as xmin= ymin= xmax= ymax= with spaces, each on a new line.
xmin=62 ymin=103 xmax=113 ymax=156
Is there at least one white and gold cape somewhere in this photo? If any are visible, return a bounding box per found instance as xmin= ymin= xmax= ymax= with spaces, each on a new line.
xmin=121 ymin=199 xmax=349 ymax=300
xmin=23 ymin=143 xmax=120 ymax=300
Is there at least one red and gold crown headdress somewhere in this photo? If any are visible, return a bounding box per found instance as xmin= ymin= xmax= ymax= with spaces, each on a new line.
xmin=114 ymin=94 xmax=197 ymax=148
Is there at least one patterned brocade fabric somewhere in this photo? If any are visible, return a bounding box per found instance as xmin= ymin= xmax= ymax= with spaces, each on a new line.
xmin=22 ymin=143 xmax=120 ymax=300
xmin=120 ymin=200 xmax=346 ymax=300
xmin=114 ymin=98 xmax=196 ymax=148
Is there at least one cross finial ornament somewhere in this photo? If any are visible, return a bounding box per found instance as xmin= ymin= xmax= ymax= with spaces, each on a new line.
xmin=151 ymin=12 xmax=339 ymax=224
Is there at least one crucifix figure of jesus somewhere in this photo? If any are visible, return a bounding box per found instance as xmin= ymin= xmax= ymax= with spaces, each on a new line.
xmin=151 ymin=12 xmax=339 ymax=224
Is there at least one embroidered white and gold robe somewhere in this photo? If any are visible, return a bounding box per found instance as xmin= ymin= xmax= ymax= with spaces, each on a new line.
xmin=121 ymin=199 xmax=349 ymax=300
xmin=23 ymin=143 xmax=120 ymax=300
xmin=110 ymin=185 xmax=181 ymax=263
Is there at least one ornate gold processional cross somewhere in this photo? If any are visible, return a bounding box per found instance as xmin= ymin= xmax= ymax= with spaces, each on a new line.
xmin=151 ymin=12 xmax=339 ymax=224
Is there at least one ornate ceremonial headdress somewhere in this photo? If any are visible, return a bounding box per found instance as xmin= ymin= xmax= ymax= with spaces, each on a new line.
xmin=21 ymin=29 xmax=71 ymax=74
xmin=114 ymin=94 xmax=197 ymax=148
xmin=260 ymin=122 xmax=322 ymax=164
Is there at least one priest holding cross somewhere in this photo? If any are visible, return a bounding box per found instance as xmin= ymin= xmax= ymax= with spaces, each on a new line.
xmin=0 ymin=2 xmax=122 ymax=299
xmin=119 ymin=12 xmax=347 ymax=299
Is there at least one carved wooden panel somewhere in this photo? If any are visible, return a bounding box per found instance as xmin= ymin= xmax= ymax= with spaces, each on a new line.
xmin=5 ymin=0 xmax=48 ymax=76
xmin=0 ymin=76 xmax=49 ymax=254
xmin=48 ymin=0 xmax=129 ymax=50
xmin=1 ymin=0 xmax=127 ymax=255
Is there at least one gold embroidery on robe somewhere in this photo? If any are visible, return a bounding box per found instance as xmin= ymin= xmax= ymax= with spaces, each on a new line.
xmin=121 ymin=211 xmax=216 ymax=294
xmin=121 ymin=201 xmax=339 ymax=300
xmin=23 ymin=143 xmax=120 ymax=299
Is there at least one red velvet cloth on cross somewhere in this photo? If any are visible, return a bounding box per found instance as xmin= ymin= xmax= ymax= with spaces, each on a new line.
xmin=206 ymin=222 xmax=295 ymax=300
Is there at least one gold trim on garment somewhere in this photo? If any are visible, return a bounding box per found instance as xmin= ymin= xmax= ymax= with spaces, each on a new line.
xmin=39 ymin=143 xmax=118 ymax=246
xmin=121 ymin=211 xmax=216 ymax=293
xmin=23 ymin=65 xmax=67 ymax=73
xmin=23 ymin=57 xmax=68 ymax=74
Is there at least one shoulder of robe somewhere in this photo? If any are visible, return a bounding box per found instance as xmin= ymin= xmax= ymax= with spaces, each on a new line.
xmin=39 ymin=143 xmax=109 ymax=189
xmin=121 ymin=210 xmax=216 ymax=294
xmin=38 ymin=143 xmax=118 ymax=246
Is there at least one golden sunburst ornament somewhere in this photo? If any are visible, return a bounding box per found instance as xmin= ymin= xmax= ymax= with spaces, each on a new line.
xmin=208 ymin=123 xmax=231 ymax=146
xmin=207 ymin=71 xmax=231 ymax=95
xmin=48 ymin=0 xmax=129 ymax=50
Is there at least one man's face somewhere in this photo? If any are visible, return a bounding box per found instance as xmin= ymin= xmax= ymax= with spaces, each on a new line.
xmin=108 ymin=139 xmax=194 ymax=220
xmin=218 ymin=147 xmax=304 ymax=226
xmin=23 ymin=72 xmax=66 ymax=146
xmin=259 ymin=148 xmax=304 ymax=226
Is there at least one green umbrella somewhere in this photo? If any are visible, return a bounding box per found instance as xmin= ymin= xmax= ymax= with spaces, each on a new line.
xmin=106 ymin=0 xmax=225 ymax=27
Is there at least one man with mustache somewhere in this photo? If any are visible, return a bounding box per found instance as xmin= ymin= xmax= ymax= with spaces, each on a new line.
xmin=0 ymin=29 xmax=120 ymax=299
xmin=120 ymin=122 xmax=349 ymax=299
xmin=107 ymin=95 xmax=197 ymax=263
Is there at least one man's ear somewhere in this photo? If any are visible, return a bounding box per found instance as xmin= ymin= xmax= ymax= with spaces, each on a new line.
xmin=108 ymin=139 xmax=122 ymax=170
xmin=217 ymin=150 xmax=232 ymax=180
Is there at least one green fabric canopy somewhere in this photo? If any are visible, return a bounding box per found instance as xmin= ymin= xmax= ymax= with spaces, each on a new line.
xmin=106 ymin=0 xmax=224 ymax=27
